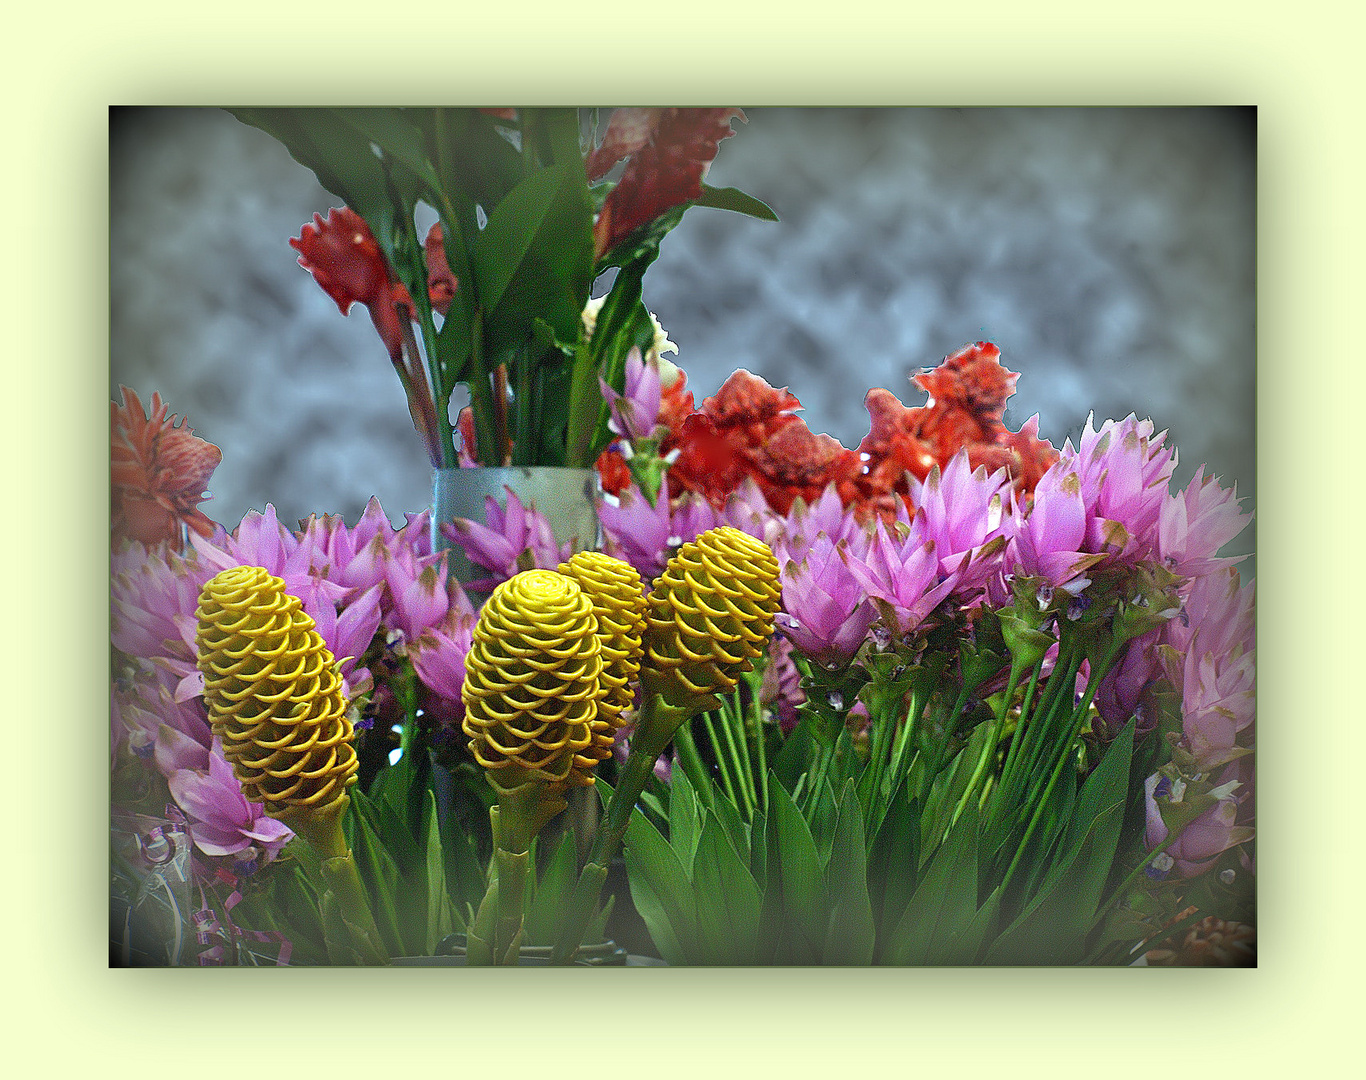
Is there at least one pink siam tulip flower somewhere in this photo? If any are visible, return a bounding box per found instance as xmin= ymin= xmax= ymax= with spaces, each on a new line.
xmin=1161 ymin=568 xmax=1256 ymax=770
xmin=998 ymin=462 xmax=1102 ymax=603
xmin=296 ymin=497 xmax=407 ymax=596
xmin=1094 ymin=627 xmax=1164 ymax=739
xmin=719 ymin=476 xmax=779 ymax=544
xmin=598 ymin=476 xmax=718 ymax=584
xmin=111 ymin=546 xmax=214 ymax=664
xmin=909 ymin=452 xmax=1012 ymax=602
xmin=370 ymin=542 xmax=460 ymax=645
xmin=1158 ymin=466 xmax=1252 ymax=582
xmin=1144 ymin=759 xmax=1254 ymax=878
xmin=408 ymin=611 xmax=479 ymax=723
xmin=441 ymin=488 xmax=572 ymax=590
xmin=775 ymin=533 xmax=878 ymax=669
xmin=761 ymin=633 xmax=807 ymax=733
xmin=778 ymin=483 xmax=867 ymax=568
xmin=1064 ymin=414 xmax=1176 ymax=564
xmin=843 ymin=518 xmax=958 ymax=637
xmin=167 ymin=740 xmax=294 ymax=860
xmin=599 ymin=347 xmax=665 ymax=443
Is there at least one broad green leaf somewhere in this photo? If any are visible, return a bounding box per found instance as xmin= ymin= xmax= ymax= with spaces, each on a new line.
xmin=522 ymin=831 xmax=578 ymax=945
xmin=985 ymin=725 xmax=1135 ymax=965
xmin=668 ymin=765 xmax=702 ymax=876
xmin=691 ymin=816 xmax=764 ymax=964
xmin=623 ymin=806 xmax=697 ymax=965
xmin=421 ymin=790 xmax=454 ymax=955
xmin=347 ymin=799 xmax=404 ymax=956
xmin=709 ymin=778 xmax=752 ymax=863
xmin=332 ymin=108 xmax=441 ymax=192
xmin=472 ymin=162 xmax=594 ymax=348
xmin=766 ymin=776 xmax=831 ymax=958
xmin=695 ymin=184 xmax=779 ymax=221
xmin=228 ymin=109 xmax=414 ymax=256
xmin=421 ymin=107 xmax=525 ymax=212
xmin=770 ymin=716 xmax=819 ymax=794
xmin=983 ymin=797 xmax=1127 ymax=965
xmin=868 ymin=779 xmax=921 ymax=954
xmin=749 ymin=808 xmax=769 ymax=895
xmin=886 ymin=798 xmax=983 ymax=965
xmin=822 ymin=780 xmax=876 ymax=964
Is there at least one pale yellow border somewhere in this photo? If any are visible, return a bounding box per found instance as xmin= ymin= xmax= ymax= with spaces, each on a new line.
xmin=11 ymin=1 xmax=1355 ymax=1075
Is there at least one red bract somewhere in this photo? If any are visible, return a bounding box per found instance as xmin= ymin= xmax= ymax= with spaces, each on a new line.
xmin=592 ymin=108 xmax=745 ymax=261
xmin=664 ymin=369 xmax=858 ymax=514
xmin=111 ymin=387 xmax=223 ymax=549
xmin=291 ymin=207 xmax=413 ymax=363
xmin=852 ymin=342 xmax=1058 ymax=510
xmin=596 ymin=342 xmax=1058 ymax=524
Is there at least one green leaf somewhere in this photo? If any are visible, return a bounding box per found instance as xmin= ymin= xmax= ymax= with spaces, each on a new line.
xmin=770 ymin=716 xmax=819 ymax=794
xmin=423 ymin=107 xmax=525 ymax=212
xmin=623 ymin=806 xmax=698 ymax=965
xmin=709 ymin=777 xmax=752 ymax=863
xmin=228 ymin=109 xmax=416 ymax=256
xmin=766 ymin=775 xmax=831 ymax=959
xmin=691 ymin=815 xmax=764 ymax=964
xmin=472 ymin=162 xmax=594 ymax=358
xmin=822 ymin=780 xmax=876 ymax=964
xmin=886 ymin=798 xmax=983 ymax=965
xmin=695 ymin=184 xmax=779 ymax=221
xmin=668 ymin=764 xmax=702 ymax=876
xmin=347 ymin=795 xmax=405 ymax=956
xmin=522 ymin=831 xmax=579 ymax=945
xmin=421 ymin=790 xmax=455 ymax=955
xmin=331 ymin=108 xmax=442 ymax=192
xmin=985 ymin=725 xmax=1135 ymax=964
xmin=868 ymin=779 xmax=921 ymax=955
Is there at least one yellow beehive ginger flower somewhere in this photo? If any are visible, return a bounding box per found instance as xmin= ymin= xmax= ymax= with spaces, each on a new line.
xmin=195 ymin=565 xmax=359 ymax=843
xmin=557 ymin=551 xmax=647 ymax=773
xmin=461 ymin=569 xmax=603 ymax=799
xmin=640 ymin=525 xmax=782 ymax=711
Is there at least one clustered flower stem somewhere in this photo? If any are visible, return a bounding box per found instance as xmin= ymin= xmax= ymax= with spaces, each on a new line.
xmin=273 ymin=796 xmax=388 ymax=965
xmin=549 ymin=690 xmax=691 ymax=965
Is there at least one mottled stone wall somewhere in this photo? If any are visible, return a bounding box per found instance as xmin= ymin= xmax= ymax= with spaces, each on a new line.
xmin=111 ymin=106 xmax=1255 ymax=566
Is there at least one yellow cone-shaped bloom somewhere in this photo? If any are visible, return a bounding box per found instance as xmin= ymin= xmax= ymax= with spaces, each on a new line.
xmin=461 ymin=569 xmax=602 ymax=796
xmin=640 ymin=526 xmax=782 ymax=710
xmin=195 ymin=566 xmax=358 ymax=825
xmin=557 ymin=551 xmax=648 ymax=772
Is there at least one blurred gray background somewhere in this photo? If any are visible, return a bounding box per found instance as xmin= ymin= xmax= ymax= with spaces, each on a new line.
xmin=110 ymin=106 xmax=1255 ymax=568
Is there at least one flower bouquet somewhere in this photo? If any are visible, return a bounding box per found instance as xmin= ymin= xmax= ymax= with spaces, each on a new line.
xmin=110 ymin=109 xmax=1253 ymax=967
xmin=233 ymin=106 xmax=774 ymax=471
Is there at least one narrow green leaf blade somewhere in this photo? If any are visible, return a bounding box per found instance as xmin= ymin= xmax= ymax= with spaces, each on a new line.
xmin=822 ymin=780 xmax=876 ymax=964
xmin=695 ymin=184 xmax=779 ymax=221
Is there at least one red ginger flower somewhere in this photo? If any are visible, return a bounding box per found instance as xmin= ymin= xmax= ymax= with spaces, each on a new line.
xmin=852 ymin=342 xmax=1058 ymax=510
xmin=291 ymin=207 xmax=415 ymax=363
xmin=111 ymin=387 xmax=222 ymax=549
xmin=591 ymin=108 xmax=746 ymax=261
xmin=664 ymin=369 xmax=858 ymax=515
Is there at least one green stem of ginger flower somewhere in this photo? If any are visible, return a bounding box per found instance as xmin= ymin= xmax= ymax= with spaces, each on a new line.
xmin=466 ymin=312 xmax=500 ymax=467
xmin=949 ymin=656 xmax=1028 ymax=836
xmin=292 ymin=800 xmax=388 ymax=965
xmin=549 ymin=694 xmax=693 ymax=964
xmin=672 ymin=720 xmax=715 ymax=811
xmin=988 ymin=658 xmax=1044 ymax=835
xmin=731 ymin=688 xmax=760 ymax=816
xmin=702 ymin=709 xmax=742 ymax=814
xmin=999 ymin=640 xmax=1123 ymax=900
xmin=750 ymin=679 xmax=770 ymax=817
xmin=918 ymin=681 xmax=976 ymax=806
